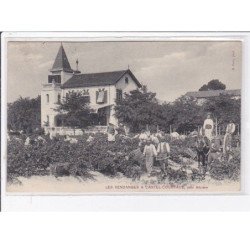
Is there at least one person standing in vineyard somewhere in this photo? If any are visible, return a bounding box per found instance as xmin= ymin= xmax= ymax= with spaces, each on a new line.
xmin=24 ymin=136 xmax=30 ymax=146
xmin=107 ymin=123 xmax=118 ymax=142
xmin=139 ymin=129 xmax=148 ymax=146
xmin=195 ymin=135 xmax=205 ymax=168
xmin=117 ymin=123 xmax=126 ymax=135
xmin=223 ymin=120 xmax=236 ymax=155
xmin=207 ymin=138 xmax=222 ymax=168
xmin=203 ymin=113 xmax=214 ymax=141
xmin=49 ymin=127 xmax=56 ymax=140
xmin=143 ymin=138 xmax=157 ymax=177
xmin=156 ymin=136 xmax=170 ymax=178
xmin=151 ymin=133 xmax=160 ymax=147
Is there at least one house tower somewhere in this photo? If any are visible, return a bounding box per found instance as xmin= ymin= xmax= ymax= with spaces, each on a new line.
xmin=41 ymin=44 xmax=77 ymax=128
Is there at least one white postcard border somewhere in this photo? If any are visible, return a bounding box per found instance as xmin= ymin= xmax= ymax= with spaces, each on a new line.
xmin=1 ymin=32 xmax=250 ymax=211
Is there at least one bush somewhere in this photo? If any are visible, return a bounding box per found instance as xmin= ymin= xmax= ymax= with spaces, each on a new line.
xmin=169 ymin=137 xmax=197 ymax=163
xmin=7 ymin=134 xmax=140 ymax=180
xmin=7 ymin=133 xmax=241 ymax=183
xmin=166 ymin=167 xmax=188 ymax=182
xmin=210 ymin=149 xmax=240 ymax=181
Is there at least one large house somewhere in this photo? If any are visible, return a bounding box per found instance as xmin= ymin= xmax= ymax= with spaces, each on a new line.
xmin=41 ymin=44 xmax=141 ymax=133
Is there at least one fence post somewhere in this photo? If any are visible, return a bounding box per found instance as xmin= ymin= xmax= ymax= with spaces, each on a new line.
xmin=215 ymin=118 xmax=218 ymax=136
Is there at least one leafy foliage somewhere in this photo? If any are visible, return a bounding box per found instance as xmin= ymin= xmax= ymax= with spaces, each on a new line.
xmin=210 ymin=148 xmax=240 ymax=181
xmin=7 ymin=96 xmax=41 ymax=133
xmin=168 ymin=96 xmax=204 ymax=133
xmin=55 ymin=91 xmax=94 ymax=129
xmin=169 ymin=137 xmax=197 ymax=163
xmin=7 ymin=134 xmax=140 ymax=180
xmin=199 ymin=79 xmax=226 ymax=91
xmin=115 ymin=84 xmax=240 ymax=134
xmin=115 ymin=85 xmax=159 ymax=132
xmin=202 ymin=94 xmax=241 ymax=133
xmin=7 ymin=133 xmax=241 ymax=183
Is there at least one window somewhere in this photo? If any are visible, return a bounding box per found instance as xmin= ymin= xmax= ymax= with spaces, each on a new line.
xmin=96 ymin=89 xmax=107 ymax=104
xmin=125 ymin=77 xmax=129 ymax=84
xmin=46 ymin=94 xmax=49 ymax=103
xmin=57 ymin=94 xmax=61 ymax=104
xmin=83 ymin=89 xmax=90 ymax=103
xmin=47 ymin=115 xmax=50 ymax=125
xmin=116 ymin=89 xmax=123 ymax=102
xmin=48 ymin=75 xmax=61 ymax=84
xmin=84 ymin=95 xmax=90 ymax=103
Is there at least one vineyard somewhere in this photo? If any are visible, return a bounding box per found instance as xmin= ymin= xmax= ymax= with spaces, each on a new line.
xmin=7 ymin=132 xmax=241 ymax=186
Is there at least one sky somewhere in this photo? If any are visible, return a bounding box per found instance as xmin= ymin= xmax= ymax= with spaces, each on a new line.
xmin=7 ymin=40 xmax=242 ymax=103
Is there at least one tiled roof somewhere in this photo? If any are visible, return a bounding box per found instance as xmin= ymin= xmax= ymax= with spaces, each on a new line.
xmin=50 ymin=44 xmax=73 ymax=73
xmin=62 ymin=69 xmax=142 ymax=89
xmin=185 ymin=89 xmax=241 ymax=98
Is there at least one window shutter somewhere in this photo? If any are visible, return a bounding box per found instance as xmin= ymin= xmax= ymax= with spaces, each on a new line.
xmin=116 ymin=89 xmax=119 ymax=100
xmin=85 ymin=95 xmax=90 ymax=103
xmin=104 ymin=90 xmax=108 ymax=103
xmin=57 ymin=94 xmax=61 ymax=104
xmin=116 ymin=89 xmax=122 ymax=101
xmin=57 ymin=75 xmax=61 ymax=83
xmin=96 ymin=91 xmax=99 ymax=103
xmin=97 ymin=90 xmax=105 ymax=103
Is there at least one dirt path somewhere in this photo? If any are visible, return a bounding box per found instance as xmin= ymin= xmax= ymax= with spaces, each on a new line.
xmin=7 ymin=167 xmax=240 ymax=194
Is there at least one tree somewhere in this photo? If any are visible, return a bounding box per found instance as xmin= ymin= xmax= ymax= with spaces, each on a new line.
xmin=8 ymin=96 xmax=41 ymax=133
xmin=114 ymin=85 xmax=161 ymax=132
xmin=202 ymin=94 xmax=241 ymax=132
xmin=56 ymin=91 xmax=93 ymax=130
xmin=116 ymin=83 xmax=241 ymax=134
xmin=114 ymin=86 xmax=204 ymax=133
xmin=168 ymin=96 xmax=203 ymax=133
xmin=199 ymin=79 xmax=226 ymax=91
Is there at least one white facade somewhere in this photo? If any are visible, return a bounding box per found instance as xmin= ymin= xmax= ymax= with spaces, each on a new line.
xmin=41 ymin=82 xmax=62 ymax=128
xmin=41 ymin=67 xmax=138 ymax=128
xmin=41 ymin=44 xmax=141 ymax=131
xmin=60 ymin=73 xmax=138 ymax=126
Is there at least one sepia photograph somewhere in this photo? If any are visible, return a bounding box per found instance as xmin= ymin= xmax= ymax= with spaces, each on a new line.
xmin=1 ymin=0 xmax=250 ymax=248
xmin=5 ymin=39 xmax=242 ymax=193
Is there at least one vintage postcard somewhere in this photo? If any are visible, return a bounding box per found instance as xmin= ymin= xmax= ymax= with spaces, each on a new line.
xmin=3 ymin=37 xmax=242 ymax=194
